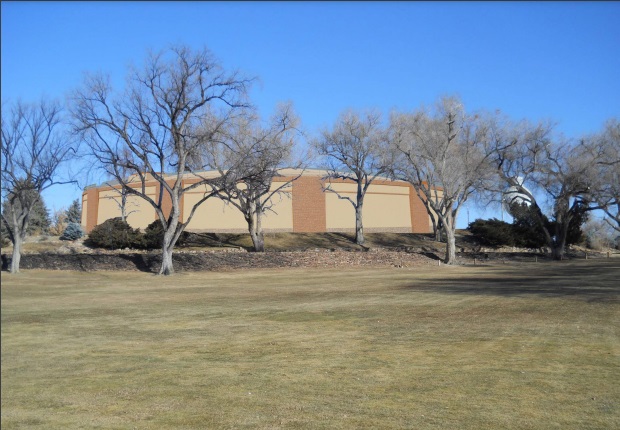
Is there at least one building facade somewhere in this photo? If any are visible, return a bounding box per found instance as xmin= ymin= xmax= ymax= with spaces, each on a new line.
xmin=81 ymin=169 xmax=434 ymax=234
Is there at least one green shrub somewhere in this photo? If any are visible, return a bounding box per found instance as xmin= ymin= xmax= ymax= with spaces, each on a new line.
xmin=467 ymin=218 xmax=515 ymax=247
xmin=509 ymin=203 xmax=549 ymax=248
xmin=143 ymin=220 xmax=189 ymax=249
xmin=65 ymin=199 xmax=82 ymax=224
xmin=60 ymin=223 xmax=84 ymax=241
xmin=87 ymin=218 xmax=145 ymax=249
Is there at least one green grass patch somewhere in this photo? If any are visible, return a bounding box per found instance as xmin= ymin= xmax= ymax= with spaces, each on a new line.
xmin=2 ymin=261 xmax=619 ymax=429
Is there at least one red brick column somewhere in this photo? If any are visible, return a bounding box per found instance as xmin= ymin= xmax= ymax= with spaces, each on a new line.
xmin=409 ymin=185 xmax=431 ymax=233
xmin=154 ymin=180 xmax=178 ymax=221
xmin=292 ymin=176 xmax=326 ymax=232
xmin=85 ymin=188 xmax=99 ymax=233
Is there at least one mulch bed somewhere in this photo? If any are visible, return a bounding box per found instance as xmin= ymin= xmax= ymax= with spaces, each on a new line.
xmin=1 ymin=248 xmax=438 ymax=273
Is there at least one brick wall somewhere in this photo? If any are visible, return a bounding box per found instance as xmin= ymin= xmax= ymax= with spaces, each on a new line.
xmin=408 ymin=185 xmax=432 ymax=233
xmin=292 ymin=176 xmax=326 ymax=232
xmin=85 ymin=188 xmax=99 ymax=233
xmin=154 ymin=180 xmax=181 ymax=222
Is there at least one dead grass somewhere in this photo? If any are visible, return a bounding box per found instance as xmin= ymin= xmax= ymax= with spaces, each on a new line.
xmin=2 ymin=261 xmax=619 ymax=429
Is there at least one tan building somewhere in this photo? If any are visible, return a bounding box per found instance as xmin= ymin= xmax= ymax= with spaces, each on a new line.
xmin=81 ymin=169 xmax=435 ymax=234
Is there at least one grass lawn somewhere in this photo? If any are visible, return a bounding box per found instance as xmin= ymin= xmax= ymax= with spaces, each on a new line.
xmin=1 ymin=261 xmax=619 ymax=429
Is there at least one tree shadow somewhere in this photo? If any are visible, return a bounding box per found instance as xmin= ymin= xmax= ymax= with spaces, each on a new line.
xmin=399 ymin=262 xmax=620 ymax=302
xmin=367 ymin=233 xmax=437 ymax=248
xmin=117 ymin=253 xmax=156 ymax=273
xmin=181 ymin=232 xmax=252 ymax=250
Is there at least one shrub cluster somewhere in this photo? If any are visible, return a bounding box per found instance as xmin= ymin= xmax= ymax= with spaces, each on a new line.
xmin=86 ymin=218 xmax=190 ymax=250
xmin=468 ymin=218 xmax=547 ymax=249
xmin=467 ymin=218 xmax=515 ymax=247
xmin=469 ymin=205 xmax=588 ymax=250
xmin=86 ymin=218 xmax=145 ymax=249
xmin=143 ymin=220 xmax=190 ymax=249
xmin=60 ymin=222 xmax=84 ymax=241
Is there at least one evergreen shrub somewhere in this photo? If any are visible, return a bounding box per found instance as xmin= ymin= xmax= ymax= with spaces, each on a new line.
xmin=87 ymin=218 xmax=145 ymax=249
xmin=143 ymin=220 xmax=190 ymax=249
xmin=467 ymin=218 xmax=515 ymax=247
xmin=60 ymin=223 xmax=85 ymax=241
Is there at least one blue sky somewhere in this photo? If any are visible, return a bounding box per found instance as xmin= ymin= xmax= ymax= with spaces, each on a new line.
xmin=2 ymin=1 xmax=619 ymax=227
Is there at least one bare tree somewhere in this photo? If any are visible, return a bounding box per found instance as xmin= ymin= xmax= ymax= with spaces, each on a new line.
xmin=587 ymin=119 xmax=620 ymax=233
xmin=207 ymin=103 xmax=304 ymax=252
xmin=486 ymin=117 xmax=606 ymax=260
xmin=582 ymin=217 xmax=618 ymax=250
xmin=389 ymin=96 xmax=495 ymax=264
xmin=1 ymin=99 xmax=75 ymax=273
xmin=101 ymin=179 xmax=141 ymax=223
xmin=313 ymin=109 xmax=393 ymax=245
xmin=70 ymin=45 xmax=253 ymax=275
xmin=100 ymin=147 xmax=143 ymax=222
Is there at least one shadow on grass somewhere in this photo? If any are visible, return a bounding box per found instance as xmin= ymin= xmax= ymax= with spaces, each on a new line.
xmin=182 ymin=232 xmax=253 ymax=251
xmin=367 ymin=233 xmax=437 ymax=248
xmin=117 ymin=253 xmax=155 ymax=273
xmin=400 ymin=261 xmax=620 ymax=302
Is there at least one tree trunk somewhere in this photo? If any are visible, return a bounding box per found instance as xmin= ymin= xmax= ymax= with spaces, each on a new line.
xmin=120 ymin=192 xmax=127 ymax=222
xmin=442 ymin=219 xmax=457 ymax=265
xmin=424 ymin=204 xmax=441 ymax=241
xmin=10 ymin=234 xmax=23 ymax=274
xmin=248 ymin=211 xmax=265 ymax=252
xmin=159 ymin=245 xmax=174 ymax=275
xmin=158 ymin=219 xmax=178 ymax=275
xmin=355 ymin=203 xmax=364 ymax=246
xmin=435 ymin=220 xmax=444 ymax=242
xmin=551 ymin=218 xmax=571 ymax=261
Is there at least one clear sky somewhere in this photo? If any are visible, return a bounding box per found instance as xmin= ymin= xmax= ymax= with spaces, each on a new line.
xmin=2 ymin=1 xmax=619 ymax=227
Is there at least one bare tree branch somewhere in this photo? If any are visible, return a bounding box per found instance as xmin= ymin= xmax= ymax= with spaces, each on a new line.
xmin=389 ymin=96 xmax=495 ymax=264
xmin=1 ymin=99 xmax=76 ymax=273
xmin=70 ymin=45 xmax=255 ymax=275
xmin=313 ymin=109 xmax=395 ymax=245
xmin=207 ymin=102 xmax=305 ymax=251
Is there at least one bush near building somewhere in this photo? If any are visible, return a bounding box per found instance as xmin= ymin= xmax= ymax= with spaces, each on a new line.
xmin=143 ymin=220 xmax=190 ymax=250
xmin=60 ymin=223 xmax=85 ymax=241
xmin=86 ymin=218 xmax=145 ymax=250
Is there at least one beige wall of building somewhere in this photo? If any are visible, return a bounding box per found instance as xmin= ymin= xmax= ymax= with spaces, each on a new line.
xmin=96 ymin=187 xmax=156 ymax=229
xmin=82 ymin=170 xmax=434 ymax=234
xmin=182 ymin=182 xmax=293 ymax=232
xmin=260 ymin=187 xmax=293 ymax=231
xmin=325 ymin=183 xmax=412 ymax=231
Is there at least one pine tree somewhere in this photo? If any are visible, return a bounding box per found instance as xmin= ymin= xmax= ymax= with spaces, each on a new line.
xmin=2 ymin=191 xmax=50 ymax=236
xmin=29 ymin=197 xmax=51 ymax=234
xmin=65 ymin=199 xmax=82 ymax=224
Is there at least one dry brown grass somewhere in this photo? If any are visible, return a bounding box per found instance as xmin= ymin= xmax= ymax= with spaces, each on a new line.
xmin=2 ymin=261 xmax=619 ymax=429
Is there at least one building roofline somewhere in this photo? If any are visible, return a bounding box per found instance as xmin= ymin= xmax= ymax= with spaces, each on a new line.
xmin=83 ymin=168 xmax=438 ymax=191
